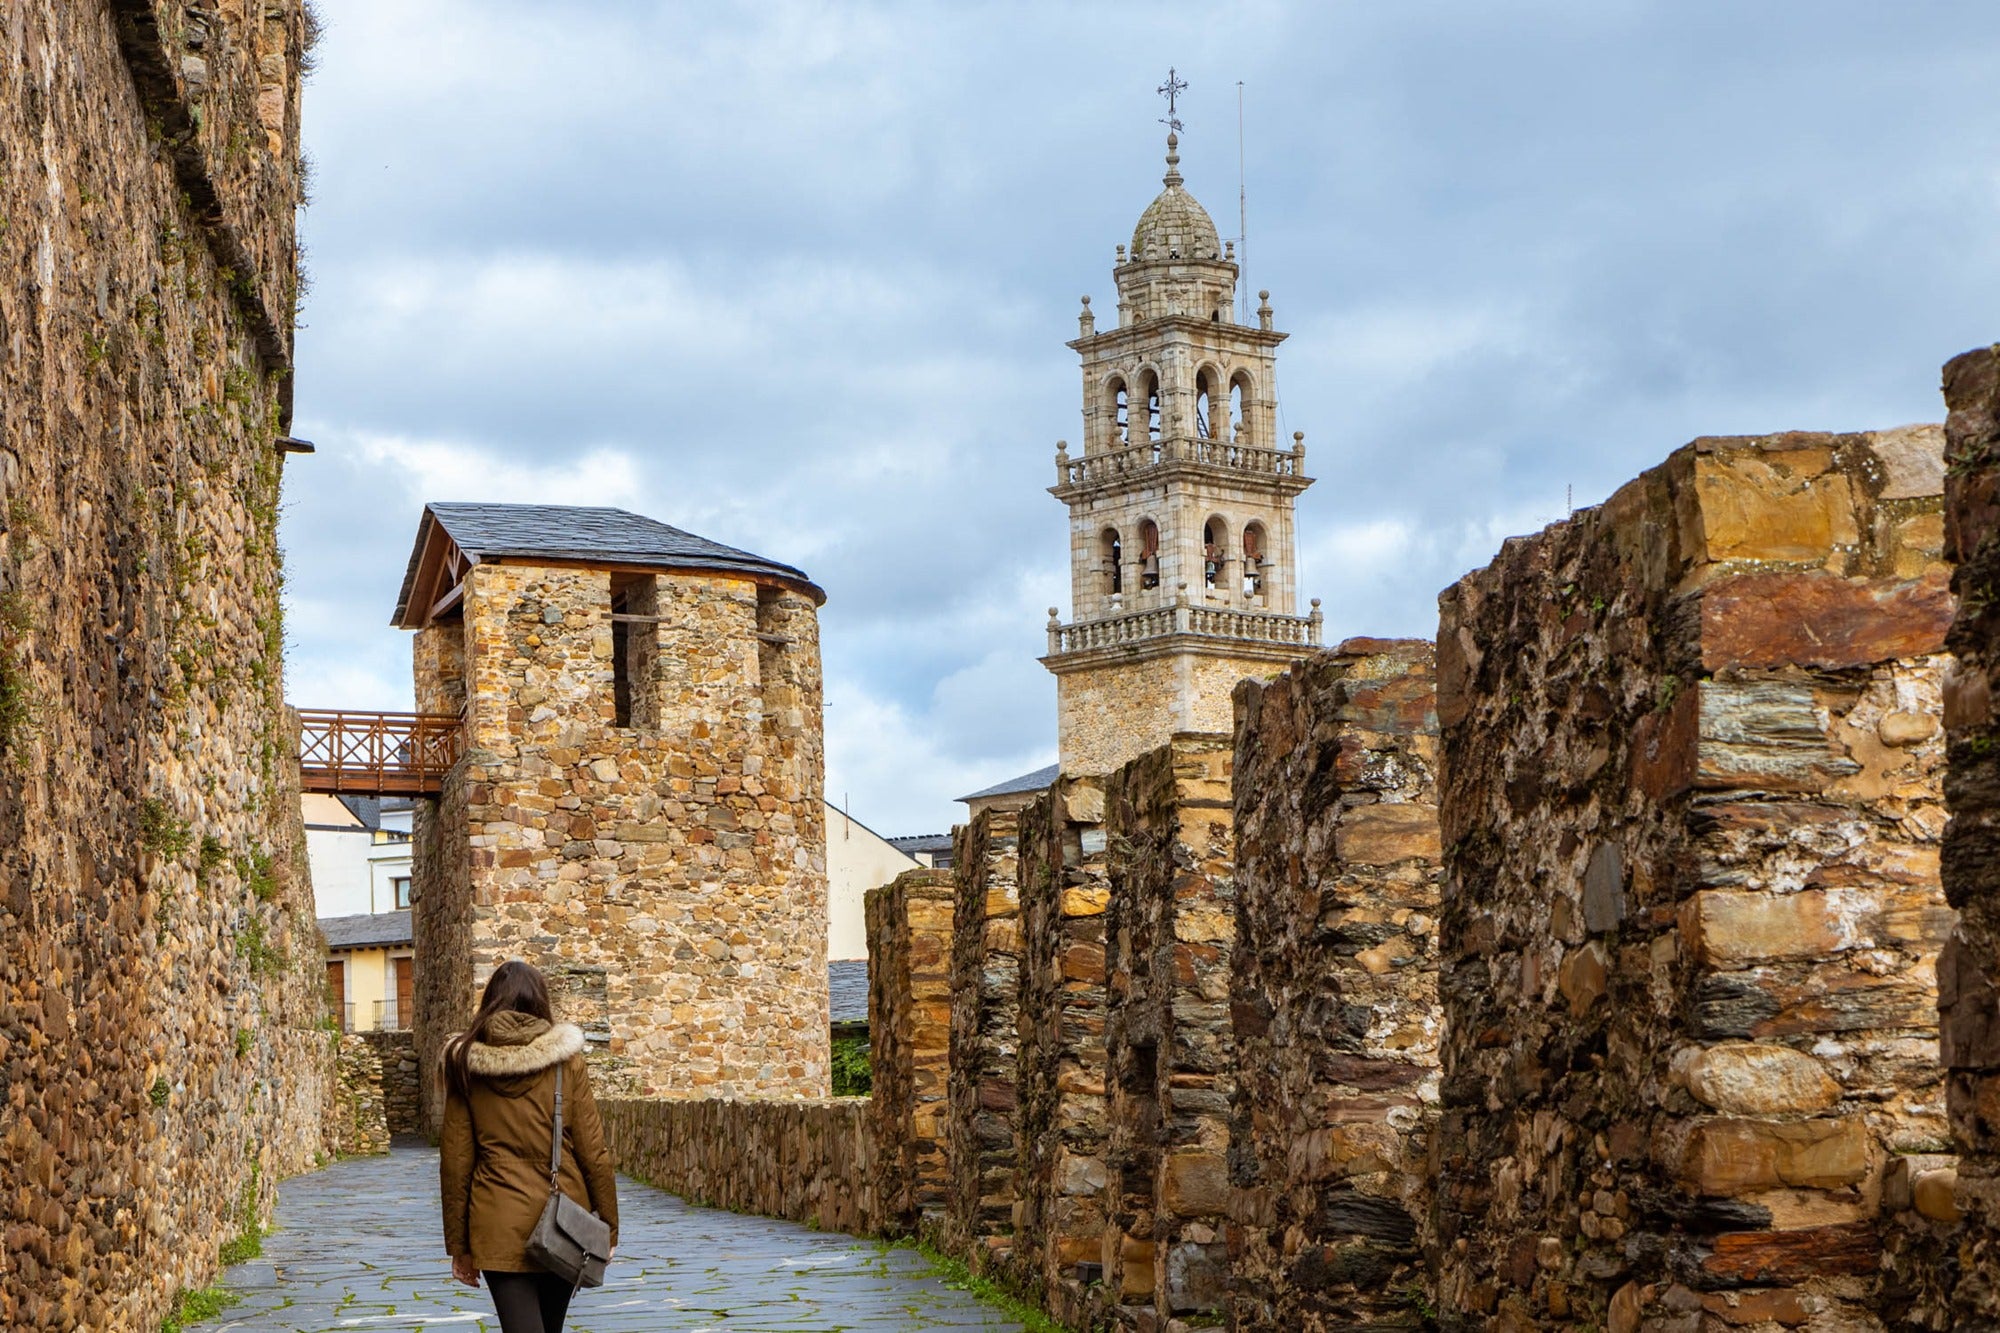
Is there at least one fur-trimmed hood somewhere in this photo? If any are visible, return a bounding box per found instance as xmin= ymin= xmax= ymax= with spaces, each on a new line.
xmin=460 ymin=1020 xmax=585 ymax=1079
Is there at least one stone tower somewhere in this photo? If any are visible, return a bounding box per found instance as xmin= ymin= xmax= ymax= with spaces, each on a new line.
xmin=394 ymin=503 xmax=830 ymax=1125
xmin=1043 ymin=132 xmax=1319 ymax=776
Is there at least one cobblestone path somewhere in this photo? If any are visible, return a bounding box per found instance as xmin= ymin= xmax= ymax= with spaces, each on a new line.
xmin=207 ymin=1143 xmax=1027 ymax=1331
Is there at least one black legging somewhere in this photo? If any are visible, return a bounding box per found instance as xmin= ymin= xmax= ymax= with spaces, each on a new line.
xmin=483 ymin=1270 xmax=574 ymax=1333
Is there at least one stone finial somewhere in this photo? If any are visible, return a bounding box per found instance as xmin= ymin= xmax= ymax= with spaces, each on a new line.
xmin=1225 ymin=240 xmax=1235 ymax=261
xmin=1292 ymin=430 xmax=1306 ymax=459
xmin=1116 ymin=243 xmax=1126 ymax=264
xmin=1175 ymin=582 xmax=1190 ymax=606
xmin=1164 ymin=131 xmax=1183 ymax=189
xmin=1258 ymin=289 xmax=1274 ymax=331
xmin=1078 ymin=295 xmax=1094 ymax=336
xmin=1055 ymin=440 xmax=1070 ymax=461
xmin=1047 ymin=607 xmax=1061 ymax=625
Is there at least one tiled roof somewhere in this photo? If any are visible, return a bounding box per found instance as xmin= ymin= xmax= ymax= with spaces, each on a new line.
xmin=956 ymin=763 xmax=1060 ymax=803
xmin=887 ymin=833 xmax=953 ymax=856
xmin=319 ymin=910 xmax=413 ymax=951
xmin=392 ymin=502 xmax=824 ymax=624
xmin=829 ymin=959 xmax=869 ymax=1025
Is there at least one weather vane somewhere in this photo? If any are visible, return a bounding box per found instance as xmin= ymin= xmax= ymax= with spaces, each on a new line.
xmin=1157 ymin=67 xmax=1187 ymax=134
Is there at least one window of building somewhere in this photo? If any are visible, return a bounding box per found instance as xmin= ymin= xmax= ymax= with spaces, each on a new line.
xmin=1243 ymin=524 xmax=1267 ymax=599
xmin=1139 ymin=519 xmax=1161 ymax=590
xmin=1203 ymin=517 xmax=1228 ymax=591
xmin=1109 ymin=378 xmax=1129 ymax=447
xmin=609 ymin=574 xmax=660 ymax=729
xmin=1100 ymin=528 xmax=1122 ymax=596
xmin=1230 ymin=374 xmax=1251 ymax=444
xmin=391 ymin=875 xmax=413 ymax=909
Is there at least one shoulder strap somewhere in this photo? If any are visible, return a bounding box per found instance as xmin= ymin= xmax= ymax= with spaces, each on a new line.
xmin=548 ymin=1060 xmax=565 ymax=1186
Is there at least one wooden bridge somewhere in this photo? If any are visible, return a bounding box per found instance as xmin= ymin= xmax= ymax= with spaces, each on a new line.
xmin=296 ymin=709 xmax=462 ymax=796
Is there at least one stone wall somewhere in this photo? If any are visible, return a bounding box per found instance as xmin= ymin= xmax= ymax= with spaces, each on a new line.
xmin=866 ymin=867 xmax=955 ymax=1233
xmin=602 ymin=1096 xmax=884 ymax=1236
xmin=1056 ymin=643 xmax=1296 ymax=779
xmin=414 ymin=562 xmax=828 ymax=1131
xmin=361 ymin=1028 xmax=421 ymax=1136
xmin=947 ymin=807 xmax=1024 ymax=1268
xmin=1014 ymin=775 xmax=1112 ymax=1325
xmin=1942 ymin=344 xmax=2000 ymax=1327
xmin=1102 ymin=734 xmax=1237 ymax=1327
xmin=1435 ymin=428 xmax=1954 ymax=1330
xmin=330 ymin=1035 xmax=391 ymax=1158
xmin=1230 ymin=639 xmax=1442 ymax=1331
xmin=0 ymin=2 xmax=329 ymax=1328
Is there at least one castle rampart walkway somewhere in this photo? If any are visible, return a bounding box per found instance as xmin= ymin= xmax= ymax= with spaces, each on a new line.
xmin=295 ymin=709 xmax=461 ymax=796
xmin=203 ymin=1144 xmax=1027 ymax=1331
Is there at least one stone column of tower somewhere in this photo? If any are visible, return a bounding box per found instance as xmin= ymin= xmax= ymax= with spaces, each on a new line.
xmin=1042 ymin=132 xmax=1320 ymax=777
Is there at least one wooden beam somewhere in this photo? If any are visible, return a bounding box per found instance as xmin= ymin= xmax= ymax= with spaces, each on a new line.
xmin=428 ymin=581 xmax=465 ymax=622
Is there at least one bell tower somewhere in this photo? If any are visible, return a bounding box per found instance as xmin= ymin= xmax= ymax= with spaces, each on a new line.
xmin=1042 ymin=130 xmax=1320 ymax=777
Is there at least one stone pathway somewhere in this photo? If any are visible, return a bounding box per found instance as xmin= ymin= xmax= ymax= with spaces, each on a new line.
xmin=206 ymin=1142 xmax=1027 ymax=1331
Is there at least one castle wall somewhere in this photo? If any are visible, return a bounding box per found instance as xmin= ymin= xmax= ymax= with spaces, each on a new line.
xmin=1230 ymin=640 xmax=1443 ymax=1331
xmin=1435 ymin=428 xmax=1955 ymax=1330
xmin=1013 ymin=775 xmax=1113 ymax=1325
xmin=946 ymin=807 xmax=1024 ymax=1269
xmin=1101 ymin=735 xmax=1237 ymax=1326
xmin=0 ymin=2 xmax=328 ymax=1326
xmin=414 ymin=561 xmax=828 ymax=1118
xmin=865 ymin=867 xmax=955 ymax=1233
xmin=1942 ymin=345 xmax=2000 ymax=1327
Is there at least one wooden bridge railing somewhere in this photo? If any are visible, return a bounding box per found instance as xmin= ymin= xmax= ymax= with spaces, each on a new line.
xmin=297 ymin=709 xmax=463 ymax=796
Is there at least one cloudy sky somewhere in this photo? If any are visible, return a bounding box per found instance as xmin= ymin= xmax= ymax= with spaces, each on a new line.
xmin=284 ymin=1 xmax=2000 ymax=837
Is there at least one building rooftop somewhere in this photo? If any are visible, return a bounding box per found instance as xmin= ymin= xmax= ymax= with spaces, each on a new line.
xmin=956 ymin=763 xmax=1061 ymax=804
xmin=887 ymin=833 xmax=953 ymax=856
xmin=392 ymin=502 xmax=825 ymax=627
xmin=320 ymin=910 xmax=413 ymax=951
xmin=829 ymin=958 xmax=869 ymax=1026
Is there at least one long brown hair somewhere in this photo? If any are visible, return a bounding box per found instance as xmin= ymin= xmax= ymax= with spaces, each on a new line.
xmin=444 ymin=960 xmax=555 ymax=1100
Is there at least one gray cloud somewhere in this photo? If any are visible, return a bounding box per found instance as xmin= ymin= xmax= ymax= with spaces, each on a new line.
xmin=284 ymin=0 xmax=2000 ymax=834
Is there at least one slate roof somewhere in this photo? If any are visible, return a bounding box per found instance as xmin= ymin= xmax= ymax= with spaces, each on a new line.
xmin=829 ymin=959 xmax=869 ymax=1026
xmin=888 ymin=833 xmax=953 ymax=857
xmin=956 ymin=763 xmax=1060 ymax=804
xmin=320 ymin=910 xmax=413 ymax=951
xmin=392 ymin=502 xmax=824 ymax=625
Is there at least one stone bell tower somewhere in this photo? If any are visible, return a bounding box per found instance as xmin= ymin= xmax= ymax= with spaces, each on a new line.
xmin=1043 ymin=131 xmax=1320 ymax=777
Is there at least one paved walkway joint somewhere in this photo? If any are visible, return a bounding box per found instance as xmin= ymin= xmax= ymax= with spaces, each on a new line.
xmin=206 ymin=1143 xmax=1028 ymax=1331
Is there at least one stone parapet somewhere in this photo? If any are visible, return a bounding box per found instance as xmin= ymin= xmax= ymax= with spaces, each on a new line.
xmin=1102 ymin=734 xmax=1236 ymax=1327
xmin=602 ymin=1097 xmax=883 ymax=1236
xmin=866 ymin=867 xmax=956 ymax=1233
xmin=1435 ymin=427 xmax=1953 ymax=1329
xmin=1230 ymin=639 xmax=1442 ymax=1330
xmin=330 ymin=1036 xmax=391 ymax=1158
xmin=0 ymin=2 xmax=325 ymax=1326
xmin=1014 ymin=776 xmax=1113 ymax=1324
xmin=946 ymin=809 xmax=1025 ymax=1269
xmin=1943 ymin=344 xmax=2000 ymax=1327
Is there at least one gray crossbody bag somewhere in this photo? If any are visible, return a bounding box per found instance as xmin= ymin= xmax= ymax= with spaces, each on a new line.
xmin=523 ymin=1062 xmax=612 ymax=1288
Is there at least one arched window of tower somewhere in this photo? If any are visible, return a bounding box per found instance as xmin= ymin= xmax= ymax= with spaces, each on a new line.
xmin=1139 ymin=370 xmax=1163 ymax=454
xmin=1203 ymin=517 xmax=1229 ymax=592
xmin=1194 ymin=368 xmax=1216 ymax=440
xmin=1243 ymin=523 xmax=1267 ymax=600
xmin=1109 ymin=378 xmax=1129 ymax=449
xmin=1139 ymin=519 xmax=1161 ymax=590
xmin=1230 ymin=373 xmax=1251 ymax=445
xmin=1101 ymin=527 xmax=1123 ymax=596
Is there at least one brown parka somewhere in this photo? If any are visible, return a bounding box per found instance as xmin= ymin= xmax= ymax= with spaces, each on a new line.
xmin=439 ymin=1015 xmax=620 ymax=1272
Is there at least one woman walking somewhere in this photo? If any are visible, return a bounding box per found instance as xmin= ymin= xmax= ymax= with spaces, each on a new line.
xmin=439 ymin=960 xmax=619 ymax=1333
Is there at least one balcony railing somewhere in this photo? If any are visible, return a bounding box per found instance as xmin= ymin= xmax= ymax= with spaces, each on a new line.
xmin=1047 ymin=599 xmax=1322 ymax=656
xmin=1054 ymin=433 xmax=1309 ymax=489
xmin=373 ymin=999 xmax=410 ymax=1031
xmin=297 ymin=709 xmax=462 ymax=796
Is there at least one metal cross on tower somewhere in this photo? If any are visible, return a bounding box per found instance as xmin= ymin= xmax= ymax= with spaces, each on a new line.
xmin=1158 ymin=68 xmax=1187 ymax=133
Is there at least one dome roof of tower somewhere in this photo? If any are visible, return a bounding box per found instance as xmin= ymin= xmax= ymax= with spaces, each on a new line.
xmin=1130 ymin=133 xmax=1221 ymax=262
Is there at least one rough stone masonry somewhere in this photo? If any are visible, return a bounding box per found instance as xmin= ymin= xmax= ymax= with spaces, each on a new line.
xmin=1230 ymin=639 xmax=1442 ymax=1332
xmin=0 ymin=2 xmax=331 ymax=1329
xmin=410 ymin=548 xmax=830 ymax=1129
xmin=1435 ymin=427 xmax=1956 ymax=1330
xmin=1941 ymin=344 xmax=2000 ymax=1330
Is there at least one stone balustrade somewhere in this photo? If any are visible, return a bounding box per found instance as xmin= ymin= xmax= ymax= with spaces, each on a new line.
xmin=1054 ymin=434 xmax=1308 ymax=489
xmin=1047 ymin=601 xmax=1321 ymax=656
